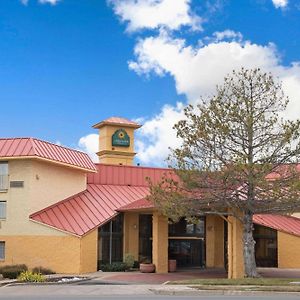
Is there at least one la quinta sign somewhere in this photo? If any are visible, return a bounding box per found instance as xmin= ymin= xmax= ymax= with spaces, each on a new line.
xmin=112 ymin=129 xmax=130 ymax=147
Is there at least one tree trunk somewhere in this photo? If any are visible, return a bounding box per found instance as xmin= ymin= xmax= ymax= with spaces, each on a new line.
xmin=243 ymin=212 xmax=259 ymax=277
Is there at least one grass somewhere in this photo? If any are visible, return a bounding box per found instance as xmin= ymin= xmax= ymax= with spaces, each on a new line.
xmin=169 ymin=278 xmax=300 ymax=286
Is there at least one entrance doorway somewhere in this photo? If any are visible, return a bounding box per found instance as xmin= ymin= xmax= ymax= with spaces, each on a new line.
xmin=168 ymin=217 xmax=206 ymax=267
xmin=254 ymin=224 xmax=278 ymax=267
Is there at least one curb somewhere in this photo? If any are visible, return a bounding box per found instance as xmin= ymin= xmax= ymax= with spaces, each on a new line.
xmin=1 ymin=277 xmax=91 ymax=287
xmin=151 ymin=287 xmax=300 ymax=296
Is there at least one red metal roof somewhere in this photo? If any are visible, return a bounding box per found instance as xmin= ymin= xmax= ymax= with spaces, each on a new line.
xmin=253 ymin=214 xmax=300 ymax=237
xmin=0 ymin=138 xmax=96 ymax=172
xmin=93 ymin=117 xmax=141 ymax=129
xmin=118 ymin=198 xmax=154 ymax=211
xmin=30 ymin=184 xmax=149 ymax=236
xmin=88 ymin=163 xmax=176 ymax=186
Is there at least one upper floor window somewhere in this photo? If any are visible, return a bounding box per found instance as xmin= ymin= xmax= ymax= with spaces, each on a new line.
xmin=0 ymin=162 xmax=8 ymax=191
xmin=0 ymin=201 xmax=6 ymax=219
xmin=0 ymin=242 xmax=5 ymax=260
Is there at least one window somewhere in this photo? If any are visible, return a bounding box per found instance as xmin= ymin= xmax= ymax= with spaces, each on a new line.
xmin=98 ymin=214 xmax=124 ymax=265
xmin=0 ymin=242 xmax=5 ymax=260
xmin=0 ymin=162 xmax=8 ymax=191
xmin=0 ymin=201 xmax=6 ymax=219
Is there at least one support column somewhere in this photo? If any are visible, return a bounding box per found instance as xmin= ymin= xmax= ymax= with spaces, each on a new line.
xmin=123 ymin=212 xmax=139 ymax=260
xmin=227 ymin=216 xmax=244 ymax=279
xmin=206 ymin=215 xmax=224 ymax=268
xmin=152 ymin=212 xmax=168 ymax=273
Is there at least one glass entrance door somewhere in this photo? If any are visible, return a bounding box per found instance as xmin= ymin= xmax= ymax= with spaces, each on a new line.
xmin=169 ymin=239 xmax=205 ymax=267
xmin=168 ymin=217 xmax=206 ymax=268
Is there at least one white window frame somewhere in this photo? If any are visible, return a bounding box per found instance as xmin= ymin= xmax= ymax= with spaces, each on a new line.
xmin=0 ymin=242 xmax=5 ymax=260
xmin=0 ymin=162 xmax=9 ymax=191
xmin=0 ymin=201 xmax=6 ymax=220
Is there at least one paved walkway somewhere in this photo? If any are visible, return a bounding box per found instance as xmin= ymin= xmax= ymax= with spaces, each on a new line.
xmin=257 ymin=268 xmax=300 ymax=278
xmin=83 ymin=268 xmax=300 ymax=284
xmin=86 ymin=268 xmax=226 ymax=284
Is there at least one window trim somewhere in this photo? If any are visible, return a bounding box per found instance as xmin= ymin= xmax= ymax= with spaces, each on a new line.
xmin=0 ymin=241 xmax=5 ymax=260
xmin=0 ymin=162 xmax=9 ymax=191
xmin=0 ymin=201 xmax=6 ymax=220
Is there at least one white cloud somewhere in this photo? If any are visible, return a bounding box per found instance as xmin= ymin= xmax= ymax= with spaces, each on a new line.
xmin=109 ymin=0 xmax=202 ymax=32
xmin=39 ymin=0 xmax=60 ymax=4
xmin=129 ymin=32 xmax=280 ymax=102
xmin=135 ymin=102 xmax=185 ymax=166
xmin=21 ymin=0 xmax=60 ymax=5
xmin=78 ymin=134 xmax=99 ymax=163
xmin=78 ymin=33 xmax=300 ymax=165
xmin=126 ymin=32 xmax=300 ymax=165
xmin=272 ymin=0 xmax=288 ymax=9
xmin=212 ymin=30 xmax=243 ymax=42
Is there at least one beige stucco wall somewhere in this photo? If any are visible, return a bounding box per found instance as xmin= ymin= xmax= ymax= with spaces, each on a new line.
xmin=0 ymin=235 xmax=81 ymax=273
xmin=0 ymin=230 xmax=98 ymax=274
xmin=97 ymin=125 xmax=136 ymax=165
xmin=0 ymin=158 xmax=86 ymax=236
xmin=80 ymin=229 xmax=98 ymax=273
xmin=123 ymin=212 xmax=139 ymax=260
xmin=152 ymin=212 xmax=168 ymax=273
xmin=206 ymin=215 xmax=224 ymax=268
xmin=227 ymin=216 xmax=244 ymax=279
xmin=278 ymin=231 xmax=300 ymax=268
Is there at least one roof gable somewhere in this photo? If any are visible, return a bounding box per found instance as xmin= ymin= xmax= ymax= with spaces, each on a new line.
xmin=0 ymin=138 xmax=96 ymax=172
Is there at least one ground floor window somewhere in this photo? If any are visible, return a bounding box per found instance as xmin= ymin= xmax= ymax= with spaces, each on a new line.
xmin=98 ymin=214 xmax=123 ymax=265
xmin=0 ymin=241 xmax=5 ymax=260
xmin=139 ymin=214 xmax=152 ymax=262
xmin=254 ymin=224 xmax=278 ymax=267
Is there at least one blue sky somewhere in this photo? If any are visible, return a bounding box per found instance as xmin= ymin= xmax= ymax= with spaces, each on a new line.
xmin=0 ymin=0 xmax=300 ymax=165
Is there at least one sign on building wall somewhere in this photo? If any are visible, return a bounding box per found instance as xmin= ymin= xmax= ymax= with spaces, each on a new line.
xmin=112 ymin=129 xmax=130 ymax=147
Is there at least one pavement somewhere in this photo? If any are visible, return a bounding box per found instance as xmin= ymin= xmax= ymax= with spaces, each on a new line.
xmin=84 ymin=268 xmax=227 ymax=285
xmin=1 ymin=267 xmax=300 ymax=297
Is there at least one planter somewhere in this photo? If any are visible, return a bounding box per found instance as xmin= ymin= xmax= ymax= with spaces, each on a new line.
xmin=168 ymin=259 xmax=177 ymax=272
xmin=139 ymin=263 xmax=155 ymax=273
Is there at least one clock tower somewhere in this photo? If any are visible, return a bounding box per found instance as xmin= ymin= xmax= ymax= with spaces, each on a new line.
xmin=93 ymin=117 xmax=141 ymax=166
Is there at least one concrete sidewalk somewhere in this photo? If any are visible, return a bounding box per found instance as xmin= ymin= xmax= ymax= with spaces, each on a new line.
xmin=84 ymin=268 xmax=227 ymax=285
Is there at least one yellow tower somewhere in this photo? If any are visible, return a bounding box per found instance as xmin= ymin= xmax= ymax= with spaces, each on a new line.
xmin=93 ymin=117 xmax=141 ymax=166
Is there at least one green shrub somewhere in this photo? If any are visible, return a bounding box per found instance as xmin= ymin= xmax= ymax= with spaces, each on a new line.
xmin=133 ymin=261 xmax=140 ymax=269
xmin=100 ymin=262 xmax=128 ymax=272
xmin=0 ymin=264 xmax=28 ymax=279
xmin=124 ymin=253 xmax=135 ymax=269
xmin=32 ymin=266 xmax=55 ymax=275
xmin=18 ymin=271 xmax=45 ymax=283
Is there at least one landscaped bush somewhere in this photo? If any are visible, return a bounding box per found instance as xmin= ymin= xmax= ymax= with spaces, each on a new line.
xmin=124 ymin=253 xmax=135 ymax=269
xmin=133 ymin=261 xmax=140 ymax=269
xmin=32 ymin=266 xmax=55 ymax=275
xmin=100 ymin=262 xmax=128 ymax=272
xmin=0 ymin=264 xmax=28 ymax=279
xmin=18 ymin=271 xmax=45 ymax=283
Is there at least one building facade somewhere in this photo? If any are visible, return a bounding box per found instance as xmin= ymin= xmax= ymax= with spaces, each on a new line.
xmin=1 ymin=117 xmax=300 ymax=278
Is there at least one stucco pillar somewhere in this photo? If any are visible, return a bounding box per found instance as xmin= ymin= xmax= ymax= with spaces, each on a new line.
xmin=206 ymin=215 xmax=224 ymax=268
xmin=227 ymin=216 xmax=244 ymax=278
xmin=152 ymin=212 xmax=168 ymax=273
xmin=123 ymin=212 xmax=139 ymax=260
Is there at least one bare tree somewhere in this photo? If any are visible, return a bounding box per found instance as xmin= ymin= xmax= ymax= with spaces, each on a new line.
xmin=149 ymin=68 xmax=300 ymax=278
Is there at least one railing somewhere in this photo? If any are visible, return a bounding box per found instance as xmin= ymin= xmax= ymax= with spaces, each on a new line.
xmin=0 ymin=175 xmax=9 ymax=191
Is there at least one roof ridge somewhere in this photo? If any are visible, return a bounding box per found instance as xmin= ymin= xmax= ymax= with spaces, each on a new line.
xmin=94 ymin=162 xmax=171 ymax=171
